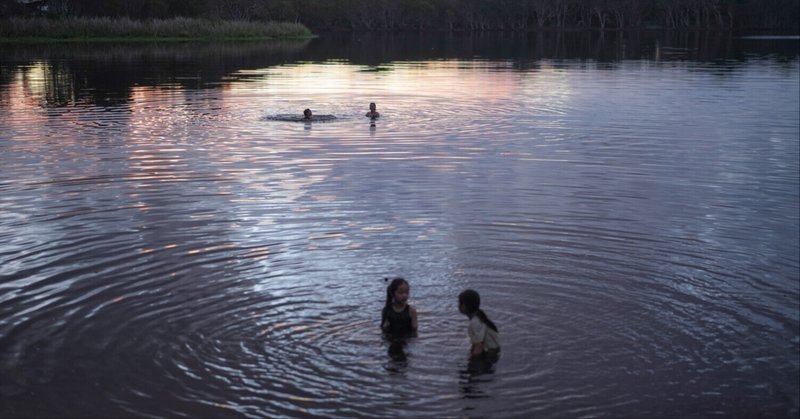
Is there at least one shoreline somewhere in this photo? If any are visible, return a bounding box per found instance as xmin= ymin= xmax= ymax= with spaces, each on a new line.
xmin=1 ymin=21 xmax=795 ymax=45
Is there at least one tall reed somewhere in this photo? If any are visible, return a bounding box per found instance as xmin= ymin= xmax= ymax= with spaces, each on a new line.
xmin=0 ymin=17 xmax=312 ymax=39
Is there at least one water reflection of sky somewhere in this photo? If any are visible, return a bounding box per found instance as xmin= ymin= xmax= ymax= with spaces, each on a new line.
xmin=3 ymin=56 xmax=798 ymax=284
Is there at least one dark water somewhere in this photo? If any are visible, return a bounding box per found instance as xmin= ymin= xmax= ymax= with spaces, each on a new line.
xmin=1 ymin=32 xmax=798 ymax=418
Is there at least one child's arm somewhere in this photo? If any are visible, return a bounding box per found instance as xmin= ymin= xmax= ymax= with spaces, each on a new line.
xmin=470 ymin=341 xmax=484 ymax=357
xmin=410 ymin=306 xmax=418 ymax=331
xmin=467 ymin=318 xmax=486 ymax=357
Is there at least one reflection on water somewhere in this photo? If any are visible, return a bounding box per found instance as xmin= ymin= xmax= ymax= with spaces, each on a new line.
xmin=0 ymin=39 xmax=311 ymax=108
xmin=0 ymin=32 xmax=798 ymax=418
xmin=2 ymin=31 xmax=798 ymax=109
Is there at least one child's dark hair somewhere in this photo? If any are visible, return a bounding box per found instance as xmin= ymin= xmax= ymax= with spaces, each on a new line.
xmin=458 ymin=289 xmax=498 ymax=333
xmin=382 ymin=277 xmax=408 ymax=326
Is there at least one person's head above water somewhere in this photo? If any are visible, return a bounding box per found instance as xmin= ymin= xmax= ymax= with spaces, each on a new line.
xmin=366 ymin=102 xmax=380 ymax=118
xmin=303 ymin=108 xmax=312 ymax=119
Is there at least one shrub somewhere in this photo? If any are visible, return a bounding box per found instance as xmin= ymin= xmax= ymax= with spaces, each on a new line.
xmin=0 ymin=17 xmax=312 ymax=39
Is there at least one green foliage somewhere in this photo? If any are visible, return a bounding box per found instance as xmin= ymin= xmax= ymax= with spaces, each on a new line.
xmin=0 ymin=17 xmax=312 ymax=39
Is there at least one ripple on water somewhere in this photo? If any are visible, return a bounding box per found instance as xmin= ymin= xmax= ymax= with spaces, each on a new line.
xmin=1 ymin=52 xmax=798 ymax=417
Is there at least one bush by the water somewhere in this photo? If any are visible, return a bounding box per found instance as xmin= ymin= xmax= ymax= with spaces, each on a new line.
xmin=0 ymin=17 xmax=312 ymax=39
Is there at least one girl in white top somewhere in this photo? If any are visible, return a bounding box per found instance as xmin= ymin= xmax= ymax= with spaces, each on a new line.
xmin=458 ymin=289 xmax=500 ymax=358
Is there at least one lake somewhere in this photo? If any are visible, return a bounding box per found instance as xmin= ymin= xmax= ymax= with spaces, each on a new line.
xmin=1 ymin=31 xmax=798 ymax=418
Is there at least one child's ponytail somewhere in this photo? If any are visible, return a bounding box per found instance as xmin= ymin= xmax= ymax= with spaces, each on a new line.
xmin=476 ymin=309 xmax=498 ymax=333
xmin=459 ymin=289 xmax=498 ymax=333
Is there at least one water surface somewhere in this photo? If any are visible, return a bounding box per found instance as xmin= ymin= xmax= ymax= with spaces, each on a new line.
xmin=1 ymin=32 xmax=798 ymax=417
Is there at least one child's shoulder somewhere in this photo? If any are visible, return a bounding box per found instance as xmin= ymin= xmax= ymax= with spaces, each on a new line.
xmin=468 ymin=315 xmax=484 ymax=328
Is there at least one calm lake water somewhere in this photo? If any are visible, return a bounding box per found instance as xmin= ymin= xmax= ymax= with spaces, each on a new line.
xmin=1 ymin=32 xmax=798 ymax=418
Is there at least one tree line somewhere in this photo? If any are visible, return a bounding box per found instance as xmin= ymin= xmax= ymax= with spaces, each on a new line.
xmin=3 ymin=0 xmax=798 ymax=31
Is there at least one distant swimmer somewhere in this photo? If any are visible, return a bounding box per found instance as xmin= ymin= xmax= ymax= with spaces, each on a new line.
xmin=266 ymin=109 xmax=336 ymax=122
xmin=302 ymin=108 xmax=336 ymax=121
xmin=365 ymin=102 xmax=380 ymax=118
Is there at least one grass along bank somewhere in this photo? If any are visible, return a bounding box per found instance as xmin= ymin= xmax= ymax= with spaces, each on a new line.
xmin=0 ymin=17 xmax=312 ymax=41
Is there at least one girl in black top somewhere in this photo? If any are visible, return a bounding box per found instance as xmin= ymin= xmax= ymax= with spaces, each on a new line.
xmin=381 ymin=277 xmax=418 ymax=336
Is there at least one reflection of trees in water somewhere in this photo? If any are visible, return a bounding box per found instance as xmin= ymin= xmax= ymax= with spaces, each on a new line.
xmin=0 ymin=32 xmax=796 ymax=108
xmin=0 ymin=40 xmax=311 ymax=107
xmin=42 ymin=61 xmax=77 ymax=107
xmin=308 ymin=31 xmax=798 ymax=67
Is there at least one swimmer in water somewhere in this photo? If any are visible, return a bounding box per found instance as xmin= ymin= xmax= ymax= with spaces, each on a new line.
xmin=365 ymin=102 xmax=380 ymax=118
xmin=303 ymin=108 xmax=312 ymax=119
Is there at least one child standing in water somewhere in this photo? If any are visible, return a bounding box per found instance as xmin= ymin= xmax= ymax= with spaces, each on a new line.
xmin=459 ymin=289 xmax=500 ymax=359
xmin=381 ymin=277 xmax=418 ymax=336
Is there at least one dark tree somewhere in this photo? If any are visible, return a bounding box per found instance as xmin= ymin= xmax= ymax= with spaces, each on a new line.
xmin=5 ymin=0 xmax=798 ymax=31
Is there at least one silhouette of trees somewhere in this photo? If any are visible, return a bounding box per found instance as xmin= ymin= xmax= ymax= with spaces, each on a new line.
xmin=3 ymin=0 xmax=798 ymax=31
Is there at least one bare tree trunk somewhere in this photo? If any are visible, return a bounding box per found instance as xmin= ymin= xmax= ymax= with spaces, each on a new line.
xmin=595 ymin=7 xmax=608 ymax=30
xmin=613 ymin=9 xmax=625 ymax=29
